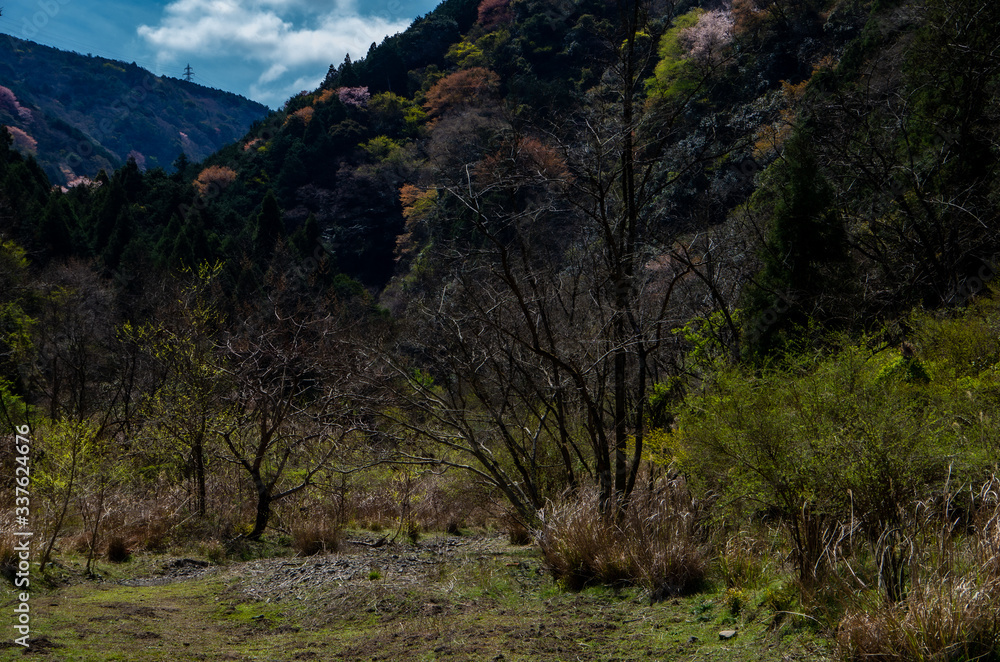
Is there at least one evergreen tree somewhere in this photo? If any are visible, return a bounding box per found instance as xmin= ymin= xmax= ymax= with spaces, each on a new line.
xmin=338 ymin=54 xmax=360 ymax=87
xmin=252 ymin=190 xmax=283 ymax=258
xmin=742 ymin=126 xmax=850 ymax=359
xmin=36 ymin=193 xmax=77 ymax=258
xmin=290 ymin=213 xmax=320 ymax=258
xmin=90 ymin=177 xmax=128 ymax=255
xmin=101 ymin=207 xmax=133 ymax=271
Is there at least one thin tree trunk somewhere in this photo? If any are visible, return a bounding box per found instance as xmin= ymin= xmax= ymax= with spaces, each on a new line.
xmin=248 ymin=473 xmax=271 ymax=541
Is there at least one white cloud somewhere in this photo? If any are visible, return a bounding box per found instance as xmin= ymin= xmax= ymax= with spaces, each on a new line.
xmin=259 ymin=63 xmax=289 ymax=84
xmin=137 ymin=0 xmax=410 ymax=105
xmin=251 ymin=73 xmax=326 ymax=107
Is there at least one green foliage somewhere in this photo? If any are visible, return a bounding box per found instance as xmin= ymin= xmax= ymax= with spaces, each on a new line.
xmin=369 ymin=92 xmax=427 ymax=138
xmin=0 ymin=377 xmax=27 ymax=429
xmin=446 ymin=39 xmax=488 ymax=68
xmin=678 ymin=332 xmax=989 ymax=586
xmin=0 ymin=238 xmax=35 ymax=386
xmin=646 ymin=9 xmax=703 ymax=102
xmin=361 ymin=135 xmax=404 ymax=162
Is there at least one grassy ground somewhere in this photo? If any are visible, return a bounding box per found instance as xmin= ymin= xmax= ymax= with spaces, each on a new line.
xmin=0 ymin=533 xmax=834 ymax=661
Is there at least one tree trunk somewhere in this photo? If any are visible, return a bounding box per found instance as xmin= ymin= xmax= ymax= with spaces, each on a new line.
xmin=248 ymin=474 xmax=271 ymax=541
xmin=193 ymin=434 xmax=207 ymax=517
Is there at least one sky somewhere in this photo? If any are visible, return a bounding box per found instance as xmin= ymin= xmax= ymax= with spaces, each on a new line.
xmin=0 ymin=0 xmax=443 ymax=108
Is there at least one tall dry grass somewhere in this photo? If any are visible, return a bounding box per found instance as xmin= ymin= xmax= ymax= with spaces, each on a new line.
xmin=836 ymin=476 xmax=1000 ymax=661
xmin=538 ymin=476 xmax=707 ymax=596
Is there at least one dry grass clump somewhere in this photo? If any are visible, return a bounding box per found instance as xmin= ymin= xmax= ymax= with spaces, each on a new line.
xmin=347 ymin=470 xmax=494 ymax=534
xmin=837 ymin=476 xmax=1000 ymax=661
xmin=837 ymin=577 xmax=1000 ymax=661
xmin=505 ymin=514 xmax=532 ymax=545
xmin=716 ymin=530 xmax=775 ymax=590
xmin=291 ymin=519 xmax=341 ymax=556
xmin=105 ymin=536 xmax=130 ymax=563
xmin=538 ymin=476 xmax=707 ymax=595
xmin=0 ymin=534 xmax=16 ymax=583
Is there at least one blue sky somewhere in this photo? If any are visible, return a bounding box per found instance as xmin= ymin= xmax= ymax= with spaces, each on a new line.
xmin=0 ymin=0 xmax=443 ymax=108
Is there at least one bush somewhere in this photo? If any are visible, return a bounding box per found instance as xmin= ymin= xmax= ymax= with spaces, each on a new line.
xmin=837 ymin=578 xmax=1000 ymax=661
xmin=0 ymin=538 xmax=16 ymax=584
xmin=106 ymin=536 xmax=130 ymax=563
xmin=538 ymin=477 xmax=707 ymax=596
xmin=679 ymin=339 xmax=971 ymax=592
xmin=292 ymin=520 xmax=341 ymax=556
xmin=836 ymin=475 xmax=1000 ymax=660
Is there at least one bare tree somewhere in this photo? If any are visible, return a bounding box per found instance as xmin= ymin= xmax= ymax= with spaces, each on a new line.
xmin=386 ymin=0 xmax=746 ymax=520
xmin=218 ymin=292 xmax=372 ymax=540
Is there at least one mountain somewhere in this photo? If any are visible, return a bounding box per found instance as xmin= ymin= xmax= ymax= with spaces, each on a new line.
xmin=0 ymin=33 xmax=269 ymax=185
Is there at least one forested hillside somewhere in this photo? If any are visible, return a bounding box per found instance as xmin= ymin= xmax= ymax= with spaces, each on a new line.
xmin=3 ymin=0 xmax=1000 ymax=658
xmin=0 ymin=34 xmax=268 ymax=184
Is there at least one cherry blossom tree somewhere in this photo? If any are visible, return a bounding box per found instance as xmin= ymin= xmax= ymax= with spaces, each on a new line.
xmin=679 ymin=9 xmax=735 ymax=65
xmin=6 ymin=126 xmax=37 ymax=153
xmin=478 ymin=0 xmax=513 ymax=30
xmin=337 ymin=86 xmax=371 ymax=108
xmin=193 ymin=165 xmax=238 ymax=197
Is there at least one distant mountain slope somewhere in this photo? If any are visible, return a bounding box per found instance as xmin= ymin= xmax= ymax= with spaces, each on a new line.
xmin=0 ymin=34 xmax=269 ymax=184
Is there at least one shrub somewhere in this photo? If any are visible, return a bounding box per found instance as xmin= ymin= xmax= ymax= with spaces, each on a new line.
xmin=0 ymin=537 xmax=16 ymax=584
xmin=292 ymin=520 xmax=341 ymax=556
xmin=424 ymin=68 xmax=499 ymax=117
xmin=106 ymin=536 xmax=130 ymax=563
xmin=835 ymin=476 xmax=1000 ymax=660
xmin=837 ymin=578 xmax=1000 ymax=661
xmin=679 ymin=341 xmax=966 ymax=591
xmin=199 ymin=539 xmax=226 ymax=563
xmin=406 ymin=520 xmax=421 ymax=545
xmin=538 ymin=478 xmax=706 ymax=595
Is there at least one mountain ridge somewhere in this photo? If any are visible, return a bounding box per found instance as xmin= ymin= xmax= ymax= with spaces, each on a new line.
xmin=0 ymin=32 xmax=269 ymax=184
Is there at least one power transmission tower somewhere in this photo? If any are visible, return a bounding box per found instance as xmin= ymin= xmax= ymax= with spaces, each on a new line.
xmin=183 ymin=64 xmax=194 ymax=82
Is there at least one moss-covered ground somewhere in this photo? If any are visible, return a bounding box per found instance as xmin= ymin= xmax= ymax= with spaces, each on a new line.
xmin=0 ymin=534 xmax=832 ymax=661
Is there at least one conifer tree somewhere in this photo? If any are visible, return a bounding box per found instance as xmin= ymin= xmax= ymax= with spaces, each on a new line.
xmin=252 ymin=190 xmax=283 ymax=258
xmin=742 ymin=126 xmax=849 ymax=358
xmin=36 ymin=193 xmax=76 ymax=258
